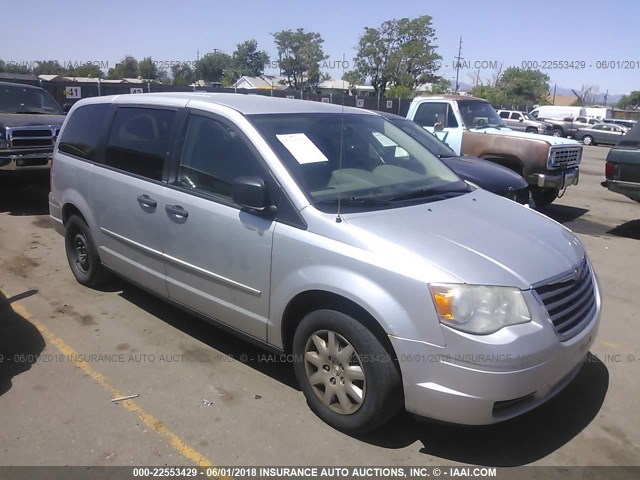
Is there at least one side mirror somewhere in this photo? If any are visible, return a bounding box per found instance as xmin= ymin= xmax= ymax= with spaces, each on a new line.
xmin=518 ymin=117 xmax=524 ymax=123
xmin=433 ymin=122 xmax=444 ymax=132
xmin=232 ymin=176 xmax=274 ymax=213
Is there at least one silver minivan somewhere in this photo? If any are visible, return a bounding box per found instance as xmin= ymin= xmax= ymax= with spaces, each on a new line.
xmin=49 ymin=93 xmax=601 ymax=433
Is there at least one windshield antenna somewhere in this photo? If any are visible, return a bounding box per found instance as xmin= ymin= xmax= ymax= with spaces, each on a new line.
xmin=336 ymin=53 xmax=346 ymax=223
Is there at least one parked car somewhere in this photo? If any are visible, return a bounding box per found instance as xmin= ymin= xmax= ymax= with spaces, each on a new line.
xmin=406 ymin=95 xmax=583 ymax=205
xmin=603 ymin=118 xmax=637 ymax=130
xmin=50 ymin=93 xmax=601 ymax=433
xmin=602 ymin=122 xmax=640 ymax=202
xmin=0 ymin=81 xmax=64 ymax=174
xmin=572 ymin=116 xmax=601 ymax=129
xmin=537 ymin=117 xmax=580 ymax=138
xmin=575 ymin=123 xmax=628 ymax=146
xmin=497 ymin=109 xmax=552 ymax=135
xmin=377 ymin=111 xmax=529 ymax=204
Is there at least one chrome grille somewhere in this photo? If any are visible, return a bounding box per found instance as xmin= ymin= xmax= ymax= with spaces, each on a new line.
xmin=548 ymin=147 xmax=582 ymax=169
xmin=534 ymin=258 xmax=596 ymax=341
xmin=7 ymin=126 xmax=57 ymax=149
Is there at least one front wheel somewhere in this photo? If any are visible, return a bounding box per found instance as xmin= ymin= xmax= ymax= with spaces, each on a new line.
xmin=552 ymin=128 xmax=563 ymax=137
xmin=531 ymin=187 xmax=559 ymax=207
xmin=582 ymin=135 xmax=594 ymax=146
xmin=64 ymin=215 xmax=110 ymax=287
xmin=526 ymin=127 xmax=538 ymax=134
xmin=292 ymin=309 xmax=402 ymax=433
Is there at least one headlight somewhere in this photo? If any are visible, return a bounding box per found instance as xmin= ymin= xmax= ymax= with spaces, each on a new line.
xmin=429 ymin=284 xmax=531 ymax=334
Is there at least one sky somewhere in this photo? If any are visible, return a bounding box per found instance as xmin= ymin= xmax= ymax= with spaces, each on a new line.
xmin=2 ymin=0 xmax=639 ymax=95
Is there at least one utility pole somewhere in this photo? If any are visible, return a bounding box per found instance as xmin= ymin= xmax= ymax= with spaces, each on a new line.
xmin=454 ymin=37 xmax=463 ymax=93
xmin=604 ymin=89 xmax=608 ymax=106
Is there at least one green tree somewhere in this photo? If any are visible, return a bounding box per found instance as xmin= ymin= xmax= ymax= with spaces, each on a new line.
xmin=342 ymin=70 xmax=365 ymax=88
xmin=138 ymin=57 xmax=158 ymax=80
xmin=31 ymin=60 xmax=65 ymax=75
xmin=171 ymin=63 xmax=195 ymax=86
xmin=273 ymin=28 xmax=327 ymax=90
xmin=108 ymin=56 xmax=139 ymax=79
xmin=230 ymin=40 xmax=270 ymax=80
xmin=429 ymin=76 xmax=452 ymax=94
xmin=67 ymin=63 xmax=104 ymax=78
xmin=352 ymin=15 xmax=441 ymax=96
xmin=497 ymin=67 xmax=550 ymax=105
xmin=470 ymin=84 xmax=506 ymax=105
xmin=0 ymin=60 xmax=31 ymax=74
xmin=195 ymin=51 xmax=232 ymax=83
xmin=617 ymin=91 xmax=640 ymax=109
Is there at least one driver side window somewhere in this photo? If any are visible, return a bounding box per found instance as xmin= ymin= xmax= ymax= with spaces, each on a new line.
xmin=414 ymin=103 xmax=458 ymax=128
xmin=176 ymin=114 xmax=265 ymax=200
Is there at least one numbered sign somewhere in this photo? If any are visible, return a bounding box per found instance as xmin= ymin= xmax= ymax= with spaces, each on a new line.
xmin=64 ymin=86 xmax=81 ymax=99
xmin=356 ymin=98 xmax=364 ymax=108
xmin=286 ymin=95 xmax=295 ymax=99
xmin=321 ymin=97 xmax=330 ymax=103
xmin=130 ymin=87 xmax=144 ymax=94
xmin=386 ymin=100 xmax=393 ymax=109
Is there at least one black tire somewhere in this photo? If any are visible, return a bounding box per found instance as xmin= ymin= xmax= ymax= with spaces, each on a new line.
xmin=525 ymin=127 xmax=538 ymax=134
xmin=292 ymin=309 xmax=402 ymax=433
xmin=530 ymin=187 xmax=559 ymax=207
xmin=552 ymin=128 xmax=563 ymax=137
xmin=582 ymin=135 xmax=594 ymax=146
xmin=64 ymin=215 xmax=110 ymax=287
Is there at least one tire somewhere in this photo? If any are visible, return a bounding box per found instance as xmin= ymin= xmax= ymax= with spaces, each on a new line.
xmin=526 ymin=127 xmax=538 ymax=134
xmin=582 ymin=135 xmax=594 ymax=146
xmin=530 ymin=187 xmax=559 ymax=207
xmin=552 ymin=128 xmax=563 ymax=137
xmin=292 ymin=309 xmax=402 ymax=433
xmin=64 ymin=215 xmax=110 ymax=287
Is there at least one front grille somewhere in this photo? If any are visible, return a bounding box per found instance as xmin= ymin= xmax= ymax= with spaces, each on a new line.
xmin=548 ymin=147 xmax=582 ymax=169
xmin=7 ymin=127 xmax=57 ymax=149
xmin=534 ymin=258 xmax=596 ymax=341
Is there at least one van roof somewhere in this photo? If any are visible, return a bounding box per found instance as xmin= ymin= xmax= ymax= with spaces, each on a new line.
xmin=73 ymin=92 xmax=376 ymax=116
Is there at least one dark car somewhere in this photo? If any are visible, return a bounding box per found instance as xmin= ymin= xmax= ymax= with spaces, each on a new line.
xmin=377 ymin=112 xmax=530 ymax=204
xmin=602 ymin=123 xmax=640 ymax=202
xmin=575 ymin=123 xmax=628 ymax=146
xmin=0 ymin=81 xmax=65 ymax=174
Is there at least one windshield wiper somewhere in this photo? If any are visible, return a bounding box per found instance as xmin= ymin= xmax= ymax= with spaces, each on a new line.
xmin=14 ymin=110 xmax=47 ymax=114
xmin=314 ymin=196 xmax=393 ymax=207
xmin=388 ymin=186 xmax=470 ymax=202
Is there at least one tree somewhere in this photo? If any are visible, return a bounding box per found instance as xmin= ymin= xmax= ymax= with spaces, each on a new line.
xmin=617 ymin=91 xmax=640 ymax=110
xmin=108 ymin=56 xmax=139 ymax=79
xmin=230 ymin=40 xmax=269 ymax=80
xmin=273 ymin=28 xmax=327 ymax=90
xmin=470 ymin=84 xmax=506 ymax=105
xmin=31 ymin=60 xmax=65 ymax=75
xmin=497 ymin=67 xmax=549 ymax=105
xmin=430 ymin=76 xmax=452 ymax=94
xmin=0 ymin=60 xmax=30 ymax=74
xmin=352 ymin=15 xmax=441 ymax=96
xmin=171 ymin=63 xmax=195 ymax=86
xmin=138 ymin=57 xmax=158 ymax=80
xmin=342 ymin=70 xmax=365 ymax=88
xmin=195 ymin=51 xmax=232 ymax=83
xmin=67 ymin=63 xmax=104 ymax=78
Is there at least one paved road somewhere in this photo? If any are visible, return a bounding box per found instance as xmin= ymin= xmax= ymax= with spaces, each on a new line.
xmin=0 ymin=146 xmax=638 ymax=468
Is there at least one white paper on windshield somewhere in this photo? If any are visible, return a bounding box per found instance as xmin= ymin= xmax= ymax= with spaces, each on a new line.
xmin=276 ymin=133 xmax=329 ymax=164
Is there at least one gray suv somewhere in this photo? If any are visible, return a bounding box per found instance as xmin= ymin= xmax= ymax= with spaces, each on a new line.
xmin=497 ymin=109 xmax=551 ymax=134
xmin=49 ymin=93 xmax=601 ymax=432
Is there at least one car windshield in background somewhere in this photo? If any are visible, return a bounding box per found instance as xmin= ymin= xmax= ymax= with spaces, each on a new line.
xmin=249 ymin=113 xmax=467 ymax=212
xmin=523 ymin=112 xmax=537 ymax=121
xmin=387 ymin=117 xmax=458 ymax=158
xmin=458 ymin=100 xmax=506 ymax=129
xmin=0 ymin=85 xmax=63 ymax=114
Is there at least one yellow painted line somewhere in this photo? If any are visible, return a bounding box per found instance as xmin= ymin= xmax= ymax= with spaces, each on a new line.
xmin=11 ymin=301 xmax=231 ymax=478
xmin=601 ymin=340 xmax=631 ymax=352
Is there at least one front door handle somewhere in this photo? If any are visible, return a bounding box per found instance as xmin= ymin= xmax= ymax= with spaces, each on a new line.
xmin=137 ymin=194 xmax=157 ymax=208
xmin=165 ymin=204 xmax=189 ymax=218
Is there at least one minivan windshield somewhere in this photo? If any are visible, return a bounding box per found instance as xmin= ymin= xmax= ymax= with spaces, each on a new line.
xmin=249 ymin=113 xmax=468 ymax=212
xmin=457 ymin=100 xmax=506 ymax=129
xmin=0 ymin=84 xmax=63 ymax=114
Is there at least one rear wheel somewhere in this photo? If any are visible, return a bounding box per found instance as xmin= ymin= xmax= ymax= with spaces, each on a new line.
xmin=526 ymin=127 xmax=538 ymax=134
xmin=551 ymin=128 xmax=563 ymax=137
xmin=292 ymin=309 xmax=402 ymax=433
xmin=582 ymin=135 xmax=594 ymax=146
xmin=64 ymin=215 xmax=110 ymax=287
xmin=530 ymin=187 xmax=559 ymax=207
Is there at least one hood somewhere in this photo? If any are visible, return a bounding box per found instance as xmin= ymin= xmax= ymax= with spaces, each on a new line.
xmin=441 ymin=156 xmax=528 ymax=193
xmin=342 ymin=189 xmax=584 ymax=289
xmin=0 ymin=113 xmax=65 ymax=128
xmin=470 ymin=126 xmax=580 ymax=146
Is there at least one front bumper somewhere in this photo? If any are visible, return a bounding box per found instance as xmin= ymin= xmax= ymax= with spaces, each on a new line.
xmin=391 ymin=279 xmax=601 ymax=425
xmin=0 ymin=149 xmax=52 ymax=171
xmin=529 ymin=167 xmax=579 ymax=189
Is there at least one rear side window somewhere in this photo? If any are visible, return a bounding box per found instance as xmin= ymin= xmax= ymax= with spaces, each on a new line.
xmin=58 ymin=104 xmax=110 ymax=161
xmin=104 ymin=107 xmax=176 ymax=181
xmin=414 ymin=103 xmax=458 ymax=128
xmin=498 ymin=111 xmax=509 ymax=119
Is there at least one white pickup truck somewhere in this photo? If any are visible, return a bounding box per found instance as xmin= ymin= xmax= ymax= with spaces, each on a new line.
xmin=406 ymin=95 xmax=583 ymax=205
